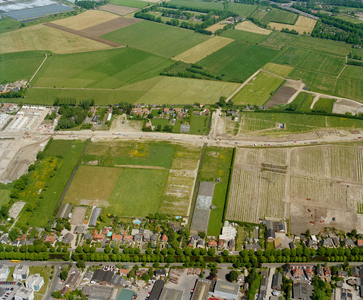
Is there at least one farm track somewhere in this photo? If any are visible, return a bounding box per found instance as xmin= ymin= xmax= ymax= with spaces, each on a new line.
xmin=43 ymin=23 xmax=122 ymax=47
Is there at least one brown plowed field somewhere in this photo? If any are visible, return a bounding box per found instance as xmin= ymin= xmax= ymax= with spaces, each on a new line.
xmin=99 ymin=4 xmax=138 ymax=15
xmin=81 ymin=17 xmax=142 ymax=37
xmin=265 ymin=86 xmax=296 ymax=108
xmin=44 ymin=23 xmax=122 ymax=47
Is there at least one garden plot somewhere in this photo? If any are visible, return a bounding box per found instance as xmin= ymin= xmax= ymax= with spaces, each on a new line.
xmin=227 ymin=145 xmax=363 ymax=234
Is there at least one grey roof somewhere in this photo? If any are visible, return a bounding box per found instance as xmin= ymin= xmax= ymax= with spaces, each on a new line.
xmin=56 ymin=204 xmax=72 ymax=219
xmin=63 ymin=232 xmax=74 ymax=244
xmin=351 ymin=267 xmax=359 ymax=277
xmin=82 ymin=271 xmax=93 ymax=282
xmin=190 ymin=182 xmax=215 ymax=232
xmin=213 ymin=280 xmax=239 ymax=297
xmin=266 ymin=220 xmax=275 ymax=239
xmin=83 ymin=285 xmax=113 ymax=300
xmin=26 ymin=273 xmax=42 ymax=286
xmin=179 ymin=124 xmax=190 ymax=133
xmin=345 ymin=238 xmax=354 ymax=246
xmin=74 ymin=226 xmax=85 ymax=234
xmin=149 ymin=280 xmax=165 ymax=300
xmin=13 ymin=265 xmax=28 ymax=279
xmin=65 ymin=268 xmax=81 ymax=287
xmin=89 ymin=207 xmax=102 ymax=226
xmin=271 ymin=272 xmax=282 ymax=290
xmin=14 ymin=287 xmax=33 ymax=300
xmin=111 ymin=274 xmax=125 ymax=286
xmin=0 ymin=265 xmax=8 ymax=276
xmin=159 ymin=288 xmax=183 ymax=300
xmin=3 ymin=4 xmax=73 ymax=21
xmin=91 ymin=269 xmax=114 ymax=284
xmin=293 ymin=282 xmax=313 ymax=300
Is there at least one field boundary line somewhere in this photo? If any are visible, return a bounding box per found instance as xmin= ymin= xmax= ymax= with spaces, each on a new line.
xmin=225 ymin=68 xmax=262 ymax=102
xmin=28 ymin=54 xmax=48 ymax=84
xmin=310 ymin=94 xmax=320 ymax=109
xmin=336 ymin=64 xmax=347 ymax=79
xmin=113 ymin=164 xmax=165 ymax=170
xmin=43 ymin=23 xmax=122 ymax=47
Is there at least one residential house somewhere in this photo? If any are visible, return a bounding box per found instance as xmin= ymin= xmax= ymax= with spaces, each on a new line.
xmin=91 ymin=269 xmax=114 ymax=286
xmin=161 ymin=235 xmax=168 ymax=243
xmin=63 ymin=233 xmax=74 ymax=244
xmin=208 ymin=240 xmax=217 ymax=248
xmin=151 ymin=234 xmax=158 ymax=243
xmin=357 ymin=240 xmax=363 ymax=247
xmin=26 ymin=274 xmax=44 ymax=291
xmin=155 ymin=269 xmax=167 ymax=278
xmin=44 ymin=236 xmax=55 ymax=244
xmin=197 ymin=240 xmax=204 ymax=248
xmin=323 ymin=267 xmax=331 ymax=278
xmin=345 ymin=238 xmax=354 ymax=247
xmin=119 ymin=269 xmax=128 ymax=276
xmin=13 ymin=265 xmax=29 ymax=281
xmin=338 ymin=270 xmax=348 ymax=277
xmin=291 ymin=266 xmax=304 ymax=278
xmin=112 ymin=234 xmax=122 ymax=242
xmin=304 ymin=267 xmax=314 ymax=279
xmin=123 ymin=231 xmax=133 ymax=243
xmin=322 ymin=238 xmax=333 ymax=248
xmin=351 ymin=267 xmax=359 ymax=277
xmin=307 ymin=240 xmax=318 ymax=250
xmin=93 ymin=230 xmax=105 ymax=241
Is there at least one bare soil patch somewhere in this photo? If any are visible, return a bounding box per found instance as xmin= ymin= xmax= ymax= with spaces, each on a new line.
xmin=99 ymin=4 xmax=139 ymax=15
xmin=44 ymin=23 xmax=122 ymax=47
xmin=265 ymin=86 xmax=296 ymax=108
xmin=81 ymin=17 xmax=142 ymax=37
xmin=70 ymin=206 xmax=87 ymax=225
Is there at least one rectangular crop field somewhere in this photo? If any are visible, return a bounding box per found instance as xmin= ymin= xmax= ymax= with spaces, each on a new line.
xmin=173 ymin=36 xmax=233 ymax=63
xmin=221 ymin=28 xmax=269 ymax=44
xmin=336 ymin=15 xmax=363 ymax=24
xmin=99 ymin=4 xmax=139 ymax=16
xmin=228 ymin=3 xmax=257 ymax=17
xmin=189 ymin=115 xmax=210 ymax=134
xmin=31 ymin=47 xmax=172 ymax=89
xmin=0 ymin=51 xmax=45 ymax=83
xmin=45 ymin=139 xmax=73 ymax=156
xmin=269 ymin=16 xmax=316 ymax=34
xmin=340 ymin=65 xmax=363 ymax=80
xmin=108 ymin=168 xmax=169 ymax=217
xmin=81 ymin=17 xmax=142 ymax=36
xmin=252 ymin=8 xmax=298 ymax=25
xmin=0 ymin=16 xmax=20 ymax=31
xmin=0 ymin=24 xmax=112 ymax=54
xmin=101 ymin=21 xmax=210 ymax=58
xmin=109 ymin=0 xmax=150 ymax=8
xmin=232 ymin=71 xmax=284 ymax=105
xmin=51 ymin=10 xmax=119 ymax=31
xmin=312 ymin=98 xmax=335 ymax=113
xmin=167 ymin=0 xmax=223 ymax=10
xmin=234 ymin=21 xmax=272 ymax=35
xmin=263 ymin=62 xmax=293 ymax=77
xmin=198 ymin=42 xmax=278 ymax=81
xmin=129 ymin=77 xmax=240 ymax=104
xmin=64 ymin=166 xmax=122 ymax=205
xmin=289 ymin=92 xmax=314 ymax=113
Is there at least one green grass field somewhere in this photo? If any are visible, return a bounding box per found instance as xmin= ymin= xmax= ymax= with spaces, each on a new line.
xmin=32 ymin=48 xmax=172 ymax=89
xmin=102 ymin=21 xmax=210 ymax=58
xmin=29 ymin=266 xmax=50 ymax=300
xmin=220 ymin=29 xmax=268 ymax=44
xmin=45 ymin=139 xmax=73 ymax=156
xmin=199 ymin=147 xmax=233 ymax=236
xmin=336 ymin=15 xmax=363 ymax=24
xmin=0 ymin=16 xmax=20 ymax=31
xmin=289 ymin=92 xmax=314 ymax=113
xmin=0 ymin=190 xmax=11 ymax=208
xmin=22 ymin=76 xmax=239 ymax=105
xmin=252 ymin=8 xmax=298 ymax=25
xmin=239 ymin=112 xmax=363 ymax=135
xmin=198 ymin=42 xmax=278 ymax=81
xmin=232 ymin=71 xmax=284 ymax=105
xmin=108 ymin=168 xmax=168 ymax=217
xmin=312 ymin=98 xmax=335 ymax=113
xmin=189 ymin=115 xmax=209 ymax=134
xmin=29 ymin=140 xmax=86 ymax=227
xmin=0 ymin=51 xmax=46 ymax=83
xmin=167 ymin=0 xmax=223 ymax=10
xmin=340 ymin=65 xmax=363 ymax=80
xmin=109 ymin=0 xmax=149 ymax=8
xmin=228 ymin=3 xmax=257 ymax=16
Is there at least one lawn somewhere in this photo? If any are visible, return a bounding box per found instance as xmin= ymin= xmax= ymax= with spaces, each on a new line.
xmin=32 ymin=47 xmax=173 ymax=89
xmin=109 ymin=0 xmax=149 ymax=8
xmin=208 ymin=183 xmax=228 ymax=237
xmin=232 ymin=71 xmax=284 ymax=105
xmin=0 ymin=16 xmax=20 ymax=31
xmin=220 ymin=29 xmax=268 ymax=44
xmin=151 ymin=118 xmax=170 ymax=128
xmin=29 ymin=140 xmax=87 ymax=227
xmin=189 ymin=115 xmax=210 ymax=135
xmin=101 ymin=21 xmax=210 ymax=58
xmin=107 ymin=168 xmax=169 ymax=217
xmin=45 ymin=139 xmax=73 ymax=156
xmin=312 ymin=98 xmax=335 ymax=114
xmin=252 ymin=8 xmax=298 ymax=25
xmin=64 ymin=166 xmax=123 ymax=205
xmin=198 ymin=42 xmax=279 ymax=81
xmin=0 ymin=190 xmax=11 ymax=208
xmin=0 ymin=51 xmax=46 ymax=83
xmin=228 ymin=3 xmax=257 ymax=17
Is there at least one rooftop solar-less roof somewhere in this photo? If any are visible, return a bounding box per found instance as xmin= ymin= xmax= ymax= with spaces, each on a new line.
xmin=3 ymin=4 xmax=73 ymax=21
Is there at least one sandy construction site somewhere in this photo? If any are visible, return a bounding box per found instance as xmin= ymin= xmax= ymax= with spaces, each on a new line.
xmin=226 ymin=145 xmax=363 ymax=235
